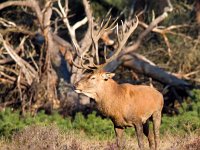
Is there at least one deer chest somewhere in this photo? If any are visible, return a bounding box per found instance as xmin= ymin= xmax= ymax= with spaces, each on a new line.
xmin=110 ymin=114 xmax=137 ymax=127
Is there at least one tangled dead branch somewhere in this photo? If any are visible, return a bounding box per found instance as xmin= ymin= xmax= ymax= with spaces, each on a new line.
xmin=0 ymin=0 xmax=60 ymax=115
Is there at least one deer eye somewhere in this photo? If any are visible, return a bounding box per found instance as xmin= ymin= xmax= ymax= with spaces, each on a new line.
xmin=90 ymin=76 xmax=95 ymax=80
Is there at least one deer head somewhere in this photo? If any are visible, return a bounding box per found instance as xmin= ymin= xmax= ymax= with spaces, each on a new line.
xmin=73 ymin=16 xmax=139 ymax=99
xmin=74 ymin=71 xmax=115 ymax=99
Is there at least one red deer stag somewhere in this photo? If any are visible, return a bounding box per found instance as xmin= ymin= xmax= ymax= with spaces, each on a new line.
xmin=73 ymin=16 xmax=164 ymax=150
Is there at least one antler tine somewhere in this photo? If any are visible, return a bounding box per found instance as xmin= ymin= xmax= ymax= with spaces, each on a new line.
xmin=104 ymin=45 xmax=107 ymax=60
xmin=74 ymin=16 xmax=122 ymax=70
xmin=90 ymin=16 xmax=119 ymax=67
xmin=80 ymin=53 xmax=96 ymax=70
xmin=71 ymin=2 xmax=119 ymax=71
xmin=99 ymin=16 xmax=139 ymax=70
xmin=74 ymin=19 xmax=113 ymax=70
xmin=73 ymin=16 xmax=138 ymax=71
xmin=72 ymin=52 xmax=97 ymax=70
xmin=118 ymin=16 xmax=138 ymax=51
xmin=72 ymin=60 xmax=84 ymax=69
xmin=97 ymin=16 xmax=118 ymax=38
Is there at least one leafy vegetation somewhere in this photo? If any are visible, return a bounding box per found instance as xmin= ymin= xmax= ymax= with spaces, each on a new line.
xmin=161 ymin=89 xmax=200 ymax=134
xmin=0 ymin=90 xmax=199 ymax=140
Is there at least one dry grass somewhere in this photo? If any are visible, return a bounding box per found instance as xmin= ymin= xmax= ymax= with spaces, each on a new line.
xmin=0 ymin=125 xmax=199 ymax=150
xmin=162 ymin=132 xmax=200 ymax=150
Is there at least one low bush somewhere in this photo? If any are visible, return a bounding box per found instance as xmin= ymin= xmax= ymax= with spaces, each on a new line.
xmin=0 ymin=109 xmax=73 ymax=139
xmin=161 ymin=89 xmax=200 ymax=135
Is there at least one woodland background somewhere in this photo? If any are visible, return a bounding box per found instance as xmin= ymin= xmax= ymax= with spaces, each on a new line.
xmin=0 ymin=0 xmax=200 ymax=149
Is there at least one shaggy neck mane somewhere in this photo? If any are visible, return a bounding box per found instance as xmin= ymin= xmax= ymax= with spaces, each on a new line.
xmin=95 ymin=79 xmax=125 ymax=117
xmin=96 ymin=79 xmax=120 ymax=100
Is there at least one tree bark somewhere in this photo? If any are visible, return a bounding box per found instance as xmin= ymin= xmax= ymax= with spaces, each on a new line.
xmin=104 ymin=52 xmax=191 ymax=89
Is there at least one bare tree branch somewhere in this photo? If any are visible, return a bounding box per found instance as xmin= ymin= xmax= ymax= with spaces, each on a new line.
xmin=57 ymin=0 xmax=81 ymax=53
xmin=0 ymin=34 xmax=38 ymax=85
xmin=80 ymin=0 xmax=93 ymax=50
xmin=0 ymin=0 xmax=43 ymax=28
xmin=120 ymin=0 xmax=173 ymax=56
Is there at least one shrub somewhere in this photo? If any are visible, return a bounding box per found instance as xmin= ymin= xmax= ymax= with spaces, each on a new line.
xmin=161 ymin=89 xmax=200 ymax=135
xmin=0 ymin=109 xmax=25 ymax=138
xmin=72 ymin=112 xmax=114 ymax=140
xmin=0 ymin=109 xmax=72 ymax=139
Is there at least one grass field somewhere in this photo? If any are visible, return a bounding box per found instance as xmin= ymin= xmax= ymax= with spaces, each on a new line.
xmin=0 ymin=124 xmax=199 ymax=150
xmin=0 ymin=89 xmax=199 ymax=149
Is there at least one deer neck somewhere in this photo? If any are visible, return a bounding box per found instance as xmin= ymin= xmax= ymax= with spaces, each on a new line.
xmin=95 ymin=80 xmax=122 ymax=116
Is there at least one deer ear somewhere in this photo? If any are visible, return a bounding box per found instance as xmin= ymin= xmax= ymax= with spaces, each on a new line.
xmin=102 ymin=72 xmax=115 ymax=80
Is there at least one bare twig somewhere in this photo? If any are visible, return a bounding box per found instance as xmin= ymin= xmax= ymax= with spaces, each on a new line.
xmin=121 ymin=0 xmax=173 ymax=56
xmin=17 ymin=69 xmax=26 ymax=116
xmin=0 ymin=66 xmax=18 ymax=75
xmin=0 ymin=0 xmax=43 ymax=27
xmin=0 ymin=17 xmax=16 ymax=27
xmin=57 ymin=0 xmax=82 ymax=53
xmin=0 ymin=34 xmax=38 ymax=85
xmin=139 ymin=22 xmax=190 ymax=56
xmin=80 ymin=0 xmax=93 ymax=50
xmin=0 ymin=70 xmax=16 ymax=82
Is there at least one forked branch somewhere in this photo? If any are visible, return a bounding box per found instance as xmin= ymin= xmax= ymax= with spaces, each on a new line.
xmin=121 ymin=0 xmax=173 ymax=56
xmin=0 ymin=34 xmax=38 ymax=85
xmin=57 ymin=0 xmax=88 ymax=54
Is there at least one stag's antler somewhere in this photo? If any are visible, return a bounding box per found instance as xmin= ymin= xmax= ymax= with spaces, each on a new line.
xmin=78 ymin=16 xmax=118 ymax=69
xmin=78 ymin=16 xmax=138 ymax=71
xmin=101 ymin=16 xmax=139 ymax=69
xmin=59 ymin=0 xmax=139 ymax=72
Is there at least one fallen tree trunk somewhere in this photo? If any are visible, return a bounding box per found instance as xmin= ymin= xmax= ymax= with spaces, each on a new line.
xmin=104 ymin=52 xmax=191 ymax=90
xmin=122 ymin=54 xmax=191 ymax=88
